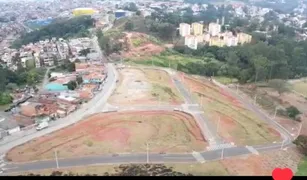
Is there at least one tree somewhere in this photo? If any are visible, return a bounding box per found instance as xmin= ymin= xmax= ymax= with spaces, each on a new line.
xmin=79 ymin=48 xmax=91 ymax=57
xmin=26 ymin=70 xmax=39 ymax=86
xmin=136 ymin=10 xmax=141 ymax=16
xmin=76 ymin=76 xmax=83 ymax=85
xmin=294 ymin=135 xmax=307 ymax=155
xmin=0 ymin=93 xmax=13 ymax=105
xmin=286 ymin=106 xmax=301 ymax=120
xmin=6 ymin=83 xmax=18 ymax=91
xmin=268 ymin=79 xmax=290 ymax=96
xmin=66 ymin=81 xmax=77 ymax=90
xmin=124 ymin=21 xmax=134 ymax=31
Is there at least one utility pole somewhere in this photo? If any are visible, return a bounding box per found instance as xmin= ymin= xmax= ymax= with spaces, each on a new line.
xmin=146 ymin=142 xmax=149 ymax=163
xmin=273 ymin=106 xmax=279 ymax=120
xmin=236 ymin=84 xmax=239 ymax=94
xmin=296 ymin=121 xmax=304 ymax=139
xmin=54 ymin=149 xmax=59 ymax=169
xmin=280 ymin=140 xmax=285 ymax=150
xmin=253 ymin=94 xmax=257 ymax=105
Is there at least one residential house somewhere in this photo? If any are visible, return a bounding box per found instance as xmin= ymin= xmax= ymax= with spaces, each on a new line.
xmin=83 ymin=72 xmax=106 ymax=84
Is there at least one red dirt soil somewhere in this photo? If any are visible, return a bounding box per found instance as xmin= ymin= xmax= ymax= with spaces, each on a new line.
xmin=7 ymin=111 xmax=206 ymax=162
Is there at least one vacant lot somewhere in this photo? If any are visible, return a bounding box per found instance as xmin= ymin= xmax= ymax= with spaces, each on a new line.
xmin=108 ymin=68 xmax=183 ymax=105
xmin=238 ymin=84 xmax=305 ymax=136
xmin=292 ymin=80 xmax=307 ymax=97
xmin=6 ymin=111 xmax=206 ymax=162
xmin=181 ymin=74 xmax=281 ymax=145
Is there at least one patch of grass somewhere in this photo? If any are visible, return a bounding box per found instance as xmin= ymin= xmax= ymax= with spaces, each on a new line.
xmin=190 ymin=78 xmax=280 ymax=145
xmin=131 ymin=38 xmax=146 ymax=47
xmin=151 ymin=84 xmax=181 ymax=102
xmin=293 ymin=81 xmax=307 ymax=97
xmin=296 ymin=157 xmax=307 ymax=176
xmin=214 ymin=76 xmax=238 ymax=85
xmin=84 ymin=140 xmax=93 ymax=147
xmin=126 ymin=54 xmax=205 ymax=72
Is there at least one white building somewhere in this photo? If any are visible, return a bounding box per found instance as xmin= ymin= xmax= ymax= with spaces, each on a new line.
xmin=184 ymin=35 xmax=198 ymax=50
xmin=208 ymin=23 xmax=221 ymax=36
xmin=179 ymin=23 xmax=191 ymax=37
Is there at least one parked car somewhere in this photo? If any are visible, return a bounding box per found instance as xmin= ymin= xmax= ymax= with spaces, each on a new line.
xmin=36 ymin=122 xmax=49 ymax=131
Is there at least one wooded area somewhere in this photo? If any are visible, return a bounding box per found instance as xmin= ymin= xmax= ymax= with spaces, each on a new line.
xmin=12 ymin=16 xmax=95 ymax=48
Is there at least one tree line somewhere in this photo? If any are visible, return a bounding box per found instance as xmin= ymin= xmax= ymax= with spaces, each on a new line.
xmin=173 ymin=35 xmax=307 ymax=83
xmin=25 ymin=164 xmax=193 ymax=176
xmin=12 ymin=16 xmax=95 ymax=49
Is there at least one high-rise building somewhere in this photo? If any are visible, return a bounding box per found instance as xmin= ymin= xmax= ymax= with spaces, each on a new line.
xmin=237 ymin=33 xmax=252 ymax=44
xmin=191 ymin=22 xmax=204 ymax=35
xmin=179 ymin=23 xmax=191 ymax=37
xmin=184 ymin=35 xmax=198 ymax=50
xmin=208 ymin=23 xmax=221 ymax=36
xmin=222 ymin=16 xmax=225 ymax=26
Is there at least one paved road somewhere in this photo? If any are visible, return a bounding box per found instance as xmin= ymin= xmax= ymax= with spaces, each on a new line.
xmin=0 ymin=65 xmax=296 ymax=174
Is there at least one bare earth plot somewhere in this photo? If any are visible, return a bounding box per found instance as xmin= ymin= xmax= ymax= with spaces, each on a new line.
xmin=292 ymin=80 xmax=307 ymax=97
xmin=239 ymin=85 xmax=305 ymax=136
xmin=6 ymin=111 xmax=206 ymax=162
xmin=108 ymin=68 xmax=183 ymax=105
xmin=180 ymin=74 xmax=281 ymax=146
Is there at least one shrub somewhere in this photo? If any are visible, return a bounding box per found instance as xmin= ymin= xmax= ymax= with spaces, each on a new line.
xmin=286 ymin=106 xmax=301 ymax=120
xmin=294 ymin=135 xmax=307 ymax=155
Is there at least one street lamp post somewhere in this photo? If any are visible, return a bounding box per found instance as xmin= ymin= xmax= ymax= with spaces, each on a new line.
xmin=217 ymin=116 xmax=221 ymax=134
xmin=254 ymin=94 xmax=257 ymax=105
xmin=54 ymin=149 xmax=59 ymax=169
xmin=146 ymin=142 xmax=149 ymax=163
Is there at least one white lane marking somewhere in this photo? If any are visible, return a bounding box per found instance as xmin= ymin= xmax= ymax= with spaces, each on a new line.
xmin=246 ymin=146 xmax=259 ymax=155
xmin=192 ymin=151 xmax=206 ymax=163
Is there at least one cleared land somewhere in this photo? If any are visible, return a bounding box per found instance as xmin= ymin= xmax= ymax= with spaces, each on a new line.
xmin=108 ymin=68 xmax=183 ymax=105
xmin=292 ymin=80 xmax=307 ymax=97
xmin=239 ymin=84 xmax=305 ymax=136
xmin=181 ymin=74 xmax=281 ymax=145
xmin=6 ymin=111 xmax=206 ymax=162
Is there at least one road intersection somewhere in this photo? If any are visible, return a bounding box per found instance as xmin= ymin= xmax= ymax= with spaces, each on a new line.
xmin=0 ymin=64 xmax=296 ymax=174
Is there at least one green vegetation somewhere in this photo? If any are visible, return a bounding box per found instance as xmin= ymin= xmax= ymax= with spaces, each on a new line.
xmin=286 ymin=106 xmax=301 ymax=121
xmin=292 ymin=80 xmax=307 ymax=97
xmin=12 ymin=16 xmax=94 ymax=48
xmin=296 ymin=157 xmax=307 ymax=176
xmin=294 ymin=135 xmax=307 ymax=176
xmin=131 ymin=38 xmax=145 ymax=47
xmin=151 ymin=84 xmax=181 ymax=102
xmin=66 ymin=81 xmax=77 ymax=90
xmin=25 ymin=164 xmax=193 ymax=176
xmin=124 ymin=20 xmax=134 ymax=31
xmin=96 ymin=29 xmax=124 ymax=56
xmin=214 ymin=76 xmax=238 ymax=85
xmin=173 ymin=35 xmax=307 ymax=83
xmin=268 ymin=79 xmax=290 ymax=96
